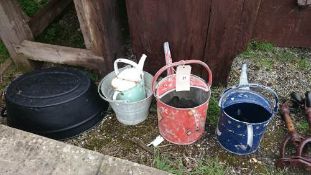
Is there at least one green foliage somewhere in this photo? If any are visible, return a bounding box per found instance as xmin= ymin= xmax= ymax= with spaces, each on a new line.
xmin=206 ymin=96 xmax=220 ymax=126
xmin=277 ymin=50 xmax=296 ymax=62
xmin=153 ymin=153 xmax=186 ymax=175
xmin=87 ymin=71 xmax=99 ymax=82
xmin=297 ymin=58 xmax=311 ymax=70
xmin=259 ymin=58 xmax=274 ymax=70
xmin=17 ymin=0 xmax=48 ymax=16
xmin=36 ymin=7 xmax=85 ymax=48
xmin=296 ymin=120 xmax=309 ymax=134
xmin=189 ymin=158 xmax=227 ymax=175
xmin=0 ymin=41 xmax=10 ymax=63
xmin=154 ymin=152 xmax=227 ymax=175
xmin=249 ymin=41 xmax=275 ymax=52
xmin=240 ymin=41 xmax=275 ymax=58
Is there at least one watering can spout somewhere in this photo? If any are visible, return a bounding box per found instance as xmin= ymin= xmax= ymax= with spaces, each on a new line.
xmin=138 ymin=54 xmax=147 ymax=72
xmin=239 ymin=64 xmax=249 ymax=89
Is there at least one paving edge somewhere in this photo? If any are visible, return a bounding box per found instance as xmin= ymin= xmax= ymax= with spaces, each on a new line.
xmin=0 ymin=124 xmax=170 ymax=175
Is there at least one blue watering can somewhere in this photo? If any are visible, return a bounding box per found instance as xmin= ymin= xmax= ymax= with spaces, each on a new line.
xmin=216 ymin=64 xmax=279 ymax=155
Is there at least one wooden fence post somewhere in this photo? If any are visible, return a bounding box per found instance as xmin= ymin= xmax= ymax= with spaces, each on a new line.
xmin=74 ymin=0 xmax=123 ymax=75
xmin=0 ymin=0 xmax=34 ymax=70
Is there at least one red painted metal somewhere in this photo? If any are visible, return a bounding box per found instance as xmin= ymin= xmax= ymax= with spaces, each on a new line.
xmin=152 ymin=60 xmax=212 ymax=145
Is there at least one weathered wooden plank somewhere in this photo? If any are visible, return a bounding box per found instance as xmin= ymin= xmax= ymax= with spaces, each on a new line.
xmin=29 ymin=0 xmax=72 ymax=37
xmin=254 ymin=0 xmax=311 ymax=48
xmin=74 ymin=0 xmax=123 ymax=75
xmin=297 ymin=0 xmax=311 ymax=6
xmin=204 ymin=0 xmax=262 ymax=84
xmin=126 ymin=0 xmax=212 ymax=76
xmin=0 ymin=0 xmax=34 ymax=70
xmin=15 ymin=40 xmax=105 ymax=72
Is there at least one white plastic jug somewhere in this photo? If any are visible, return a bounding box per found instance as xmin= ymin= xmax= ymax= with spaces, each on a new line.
xmin=111 ymin=54 xmax=147 ymax=102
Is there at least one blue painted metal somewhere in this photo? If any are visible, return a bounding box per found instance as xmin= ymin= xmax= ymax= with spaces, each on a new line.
xmin=217 ymin=83 xmax=278 ymax=155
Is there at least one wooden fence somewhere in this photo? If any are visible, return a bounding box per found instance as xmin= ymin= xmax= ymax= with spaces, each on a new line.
xmin=126 ymin=0 xmax=311 ymax=84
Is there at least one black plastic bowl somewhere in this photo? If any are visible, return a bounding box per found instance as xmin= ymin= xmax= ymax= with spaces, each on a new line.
xmin=5 ymin=67 xmax=108 ymax=140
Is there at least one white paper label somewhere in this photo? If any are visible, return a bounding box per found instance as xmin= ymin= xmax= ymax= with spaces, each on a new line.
xmin=176 ymin=65 xmax=191 ymax=91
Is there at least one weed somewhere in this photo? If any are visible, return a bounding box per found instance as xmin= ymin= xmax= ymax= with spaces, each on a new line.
xmin=190 ymin=158 xmax=227 ymax=175
xmin=277 ymin=50 xmax=297 ymax=62
xmin=86 ymin=71 xmax=99 ymax=82
xmin=297 ymin=58 xmax=311 ymax=70
xmin=0 ymin=41 xmax=9 ymax=64
xmin=17 ymin=0 xmax=48 ymax=16
xmin=259 ymin=58 xmax=274 ymax=70
xmin=153 ymin=153 xmax=186 ymax=175
xmin=240 ymin=41 xmax=274 ymax=59
xmin=296 ymin=120 xmax=309 ymax=134
xmin=248 ymin=41 xmax=275 ymax=52
xmin=206 ymin=96 xmax=220 ymax=126
xmin=154 ymin=152 xmax=227 ymax=175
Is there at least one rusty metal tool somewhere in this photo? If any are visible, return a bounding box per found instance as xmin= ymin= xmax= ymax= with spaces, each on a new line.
xmin=276 ymin=103 xmax=306 ymax=169
xmin=294 ymin=92 xmax=311 ymax=167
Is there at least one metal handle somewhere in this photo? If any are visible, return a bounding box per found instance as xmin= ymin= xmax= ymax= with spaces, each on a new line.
xmin=164 ymin=42 xmax=174 ymax=75
xmin=219 ymin=83 xmax=279 ymax=113
xmin=152 ymin=60 xmax=213 ymax=96
xmin=246 ymin=124 xmax=254 ymax=149
xmin=114 ymin=58 xmax=139 ymax=76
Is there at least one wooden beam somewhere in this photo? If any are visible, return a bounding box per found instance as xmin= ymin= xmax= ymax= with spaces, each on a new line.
xmin=0 ymin=0 xmax=34 ymax=70
xmin=297 ymin=0 xmax=311 ymax=6
xmin=15 ymin=40 xmax=105 ymax=72
xmin=29 ymin=0 xmax=72 ymax=37
xmin=74 ymin=0 xmax=123 ymax=75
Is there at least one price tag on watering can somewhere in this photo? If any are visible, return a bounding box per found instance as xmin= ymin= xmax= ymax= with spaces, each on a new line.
xmin=176 ymin=65 xmax=191 ymax=91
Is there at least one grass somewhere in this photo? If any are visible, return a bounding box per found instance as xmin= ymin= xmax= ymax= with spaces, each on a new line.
xmin=0 ymin=41 xmax=9 ymax=64
xmin=241 ymin=41 xmax=275 ymax=58
xmin=35 ymin=5 xmax=85 ymax=48
xmin=296 ymin=120 xmax=309 ymax=134
xmin=240 ymin=40 xmax=311 ymax=71
xmin=17 ymin=0 xmax=48 ymax=16
xmin=206 ymin=95 xmax=220 ymax=127
xmin=153 ymin=152 xmax=228 ymax=175
xmin=297 ymin=58 xmax=311 ymax=70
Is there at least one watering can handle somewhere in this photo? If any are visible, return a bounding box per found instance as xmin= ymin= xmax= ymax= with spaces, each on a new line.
xmin=97 ymin=78 xmax=129 ymax=103
xmin=164 ymin=42 xmax=174 ymax=75
xmin=218 ymin=83 xmax=279 ymax=113
xmin=151 ymin=60 xmax=213 ymax=95
xmin=114 ymin=58 xmax=139 ymax=76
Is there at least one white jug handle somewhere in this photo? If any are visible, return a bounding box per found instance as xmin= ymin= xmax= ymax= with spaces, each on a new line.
xmin=246 ymin=124 xmax=254 ymax=149
xmin=114 ymin=58 xmax=139 ymax=76
xmin=112 ymin=91 xmax=120 ymax=101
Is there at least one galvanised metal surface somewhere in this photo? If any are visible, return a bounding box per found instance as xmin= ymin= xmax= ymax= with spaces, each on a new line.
xmin=98 ymin=69 xmax=153 ymax=125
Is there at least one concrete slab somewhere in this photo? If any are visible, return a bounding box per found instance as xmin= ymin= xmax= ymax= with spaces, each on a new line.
xmin=99 ymin=155 xmax=169 ymax=175
xmin=0 ymin=125 xmax=170 ymax=175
